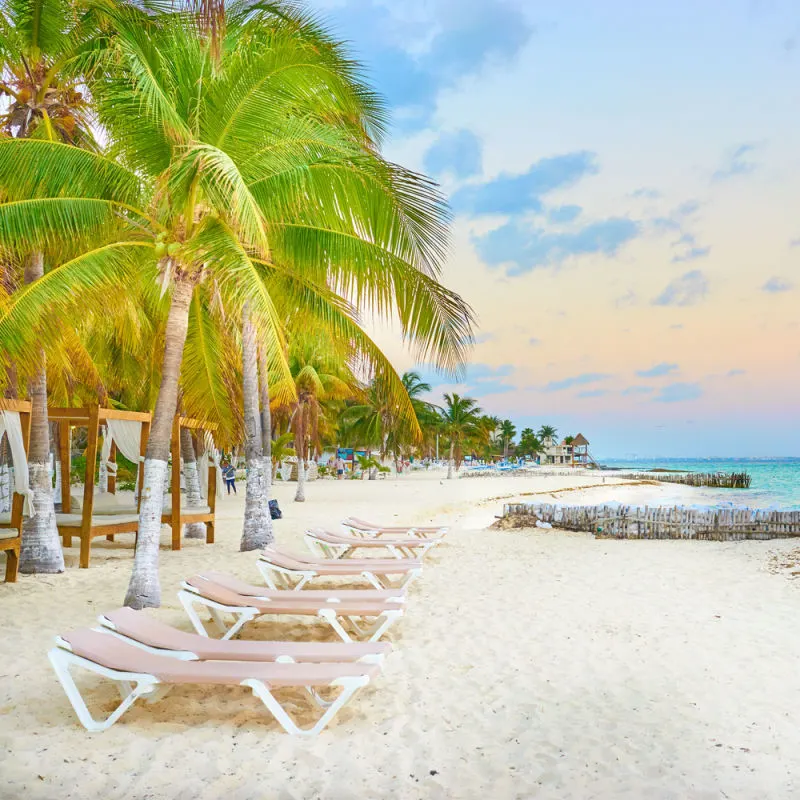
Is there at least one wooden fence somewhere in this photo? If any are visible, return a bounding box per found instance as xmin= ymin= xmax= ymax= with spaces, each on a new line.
xmin=502 ymin=503 xmax=800 ymax=540
xmin=616 ymin=471 xmax=751 ymax=489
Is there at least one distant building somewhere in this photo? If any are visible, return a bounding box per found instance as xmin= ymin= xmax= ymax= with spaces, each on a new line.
xmin=540 ymin=433 xmax=594 ymax=467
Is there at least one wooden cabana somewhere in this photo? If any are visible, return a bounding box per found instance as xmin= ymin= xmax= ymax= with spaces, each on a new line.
xmin=51 ymin=405 xmax=150 ymax=569
xmin=164 ymin=415 xmax=218 ymax=551
xmin=0 ymin=398 xmax=32 ymax=582
xmin=570 ymin=433 xmax=593 ymax=467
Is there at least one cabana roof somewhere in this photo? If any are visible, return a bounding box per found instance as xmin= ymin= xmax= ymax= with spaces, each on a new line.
xmin=571 ymin=433 xmax=589 ymax=446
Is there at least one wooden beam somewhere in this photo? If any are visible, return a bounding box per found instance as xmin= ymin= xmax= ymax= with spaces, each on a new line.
xmin=0 ymin=399 xmax=32 ymax=413
xmin=98 ymin=409 xmax=152 ymax=422
xmin=59 ymin=421 xmax=71 ymax=512
xmin=48 ymin=406 xmax=90 ymax=421
xmin=79 ymin=404 xmax=100 ymax=569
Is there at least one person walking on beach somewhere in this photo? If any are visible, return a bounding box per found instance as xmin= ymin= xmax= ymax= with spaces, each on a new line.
xmin=222 ymin=460 xmax=237 ymax=495
xmin=336 ymin=456 xmax=345 ymax=480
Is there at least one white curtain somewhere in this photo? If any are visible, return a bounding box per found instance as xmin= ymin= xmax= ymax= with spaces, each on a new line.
xmin=106 ymin=419 xmax=143 ymax=465
xmin=197 ymin=432 xmax=223 ymax=500
xmin=0 ymin=411 xmax=35 ymax=517
xmin=99 ymin=425 xmax=114 ymax=493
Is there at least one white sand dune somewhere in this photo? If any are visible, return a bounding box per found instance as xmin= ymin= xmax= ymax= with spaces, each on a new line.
xmin=2 ymin=471 xmax=800 ymax=799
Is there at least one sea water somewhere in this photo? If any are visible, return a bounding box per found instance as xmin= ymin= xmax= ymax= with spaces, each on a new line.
xmin=602 ymin=457 xmax=800 ymax=510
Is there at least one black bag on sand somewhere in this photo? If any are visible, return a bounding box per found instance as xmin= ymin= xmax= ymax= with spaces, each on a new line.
xmin=269 ymin=499 xmax=282 ymax=520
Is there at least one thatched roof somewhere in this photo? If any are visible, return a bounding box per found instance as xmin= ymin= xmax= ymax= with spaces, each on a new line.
xmin=571 ymin=433 xmax=589 ymax=446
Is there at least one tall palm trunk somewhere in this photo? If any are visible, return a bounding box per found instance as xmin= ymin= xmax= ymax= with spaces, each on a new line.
xmin=240 ymin=309 xmax=272 ymax=550
xmin=180 ymin=427 xmax=205 ymax=539
xmin=19 ymin=253 xmax=64 ymax=573
xmin=294 ymin=403 xmax=306 ymax=502
xmin=257 ymin=345 xmax=274 ymax=517
xmin=447 ymin=440 xmax=454 ymax=480
xmin=124 ymin=278 xmax=194 ymax=608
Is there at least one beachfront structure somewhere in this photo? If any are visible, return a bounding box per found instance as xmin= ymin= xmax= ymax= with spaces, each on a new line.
xmin=540 ymin=434 xmax=594 ymax=467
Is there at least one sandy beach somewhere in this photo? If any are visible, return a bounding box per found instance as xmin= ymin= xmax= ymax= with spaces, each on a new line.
xmin=2 ymin=470 xmax=800 ymax=799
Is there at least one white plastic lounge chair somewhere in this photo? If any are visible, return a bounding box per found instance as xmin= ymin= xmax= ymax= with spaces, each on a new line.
xmin=305 ymin=528 xmax=441 ymax=560
xmin=342 ymin=516 xmax=448 ymax=539
xmin=98 ymin=607 xmax=391 ymax=664
xmin=258 ymin=546 xmax=423 ymax=591
xmin=49 ymin=627 xmax=380 ymax=736
xmin=179 ymin=575 xmax=404 ymax=643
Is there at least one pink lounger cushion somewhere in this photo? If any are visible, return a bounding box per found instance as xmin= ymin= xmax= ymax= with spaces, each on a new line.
xmin=102 ymin=608 xmax=392 ymax=662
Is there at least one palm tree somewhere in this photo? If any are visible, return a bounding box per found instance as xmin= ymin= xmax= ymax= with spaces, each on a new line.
xmin=0 ymin=8 xmax=473 ymax=606
xmin=499 ymin=418 xmax=516 ymax=460
xmin=285 ymin=340 xmax=356 ymax=502
xmin=517 ymin=427 xmax=542 ymax=460
xmin=0 ymin=0 xmax=100 ymax=574
xmin=269 ymin=432 xmax=295 ymax=480
xmin=440 ymin=393 xmax=482 ymax=479
xmin=538 ymin=425 xmax=558 ymax=445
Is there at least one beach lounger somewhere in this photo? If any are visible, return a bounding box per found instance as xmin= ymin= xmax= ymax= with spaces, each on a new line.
xmin=98 ymin=607 xmax=391 ymax=664
xmin=49 ymin=628 xmax=380 ymax=736
xmin=258 ymin=546 xmax=423 ymax=591
xmin=179 ymin=575 xmax=405 ymax=643
xmin=342 ymin=516 xmax=449 ymax=539
xmin=305 ymin=528 xmax=441 ymax=560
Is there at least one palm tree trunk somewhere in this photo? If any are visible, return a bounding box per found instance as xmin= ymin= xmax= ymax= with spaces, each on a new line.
xmin=19 ymin=253 xmax=64 ymax=574
xmin=180 ymin=427 xmax=205 ymax=539
xmin=447 ymin=440 xmax=454 ymax=480
xmin=124 ymin=277 xmax=194 ymax=608
xmin=257 ymin=344 xmax=274 ymax=516
xmin=240 ymin=308 xmax=272 ymax=550
xmin=294 ymin=405 xmax=306 ymax=502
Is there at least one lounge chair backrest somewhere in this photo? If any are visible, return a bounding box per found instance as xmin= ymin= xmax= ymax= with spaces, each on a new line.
xmin=103 ymin=608 xmax=200 ymax=652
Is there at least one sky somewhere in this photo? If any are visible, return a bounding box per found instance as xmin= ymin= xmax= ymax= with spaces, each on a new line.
xmin=311 ymin=0 xmax=800 ymax=458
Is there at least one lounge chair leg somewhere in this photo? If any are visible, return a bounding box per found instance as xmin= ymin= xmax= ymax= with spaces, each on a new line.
xmin=178 ymin=590 xmax=257 ymax=640
xmin=346 ymin=610 xmax=403 ymax=642
xmin=48 ymin=648 xmax=158 ymax=732
xmin=317 ymin=608 xmax=354 ymax=642
xmin=242 ymin=676 xmax=369 ymax=737
xmin=206 ymin=521 xmax=214 ymax=544
xmin=4 ymin=545 xmax=19 ymax=582
xmin=106 ymin=535 xmax=115 ymax=542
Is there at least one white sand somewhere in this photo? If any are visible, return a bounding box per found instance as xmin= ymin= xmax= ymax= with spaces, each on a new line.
xmin=2 ymin=470 xmax=800 ymax=799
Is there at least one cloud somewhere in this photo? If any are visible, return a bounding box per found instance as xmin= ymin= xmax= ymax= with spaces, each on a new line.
xmin=672 ymin=246 xmax=711 ymax=263
xmin=322 ymin=0 xmax=535 ymax=130
xmin=790 ymin=238 xmax=800 ymax=248
xmin=543 ymin=372 xmax=611 ymax=392
xmin=423 ymin=129 xmax=482 ymax=178
xmin=652 ymin=270 xmax=709 ymax=307
xmin=475 ymin=217 xmax=640 ymax=274
xmin=614 ymin=290 xmax=638 ymax=308
xmin=631 ymin=187 xmax=661 ymax=200
xmin=469 ymin=380 xmax=516 ymax=396
xmin=726 ymin=369 xmax=746 ymax=377
xmin=473 ymin=332 xmax=495 ymax=344
xmin=577 ymin=389 xmax=610 ymax=399
xmin=762 ymin=276 xmax=794 ymax=293
xmin=528 ymin=337 xmax=541 ymax=345
xmin=468 ymin=363 xmax=514 ymax=381
xmin=636 ymin=363 xmax=679 ymax=378
xmin=654 ymin=382 xmax=703 ymax=403
xmin=670 ymin=324 xmax=684 ymax=330
xmin=547 ymin=205 xmax=582 ymax=224
xmin=712 ymin=143 xmax=758 ymax=182
xmin=452 ymin=151 xmax=597 ymax=215
xmin=622 ymin=386 xmax=654 ymax=396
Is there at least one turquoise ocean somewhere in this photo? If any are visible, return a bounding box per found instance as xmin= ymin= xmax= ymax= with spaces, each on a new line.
xmin=601 ymin=458 xmax=800 ymax=510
